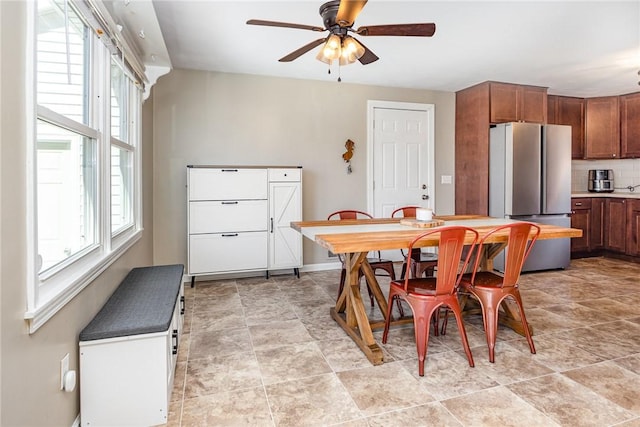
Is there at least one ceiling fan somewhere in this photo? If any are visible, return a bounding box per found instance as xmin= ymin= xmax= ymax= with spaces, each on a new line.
xmin=246 ymin=0 xmax=436 ymax=68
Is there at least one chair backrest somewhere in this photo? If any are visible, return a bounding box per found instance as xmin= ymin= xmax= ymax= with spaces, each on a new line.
xmin=327 ymin=210 xmax=373 ymax=220
xmin=327 ymin=210 xmax=376 ymax=261
xmin=470 ymin=222 xmax=541 ymax=287
xmin=404 ymin=226 xmax=479 ymax=296
xmin=391 ymin=206 xmax=421 ymax=218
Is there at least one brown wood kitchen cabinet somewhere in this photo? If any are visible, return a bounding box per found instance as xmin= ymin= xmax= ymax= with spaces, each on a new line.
xmin=620 ymin=92 xmax=640 ymax=158
xmin=605 ymin=198 xmax=627 ymax=253
xmin=591 ymin=198 xmax=605 ymax=250
xmin=627 ymin=199 xmax=640 ymax=257
xmin=548 ymin=95 xmax=585 ymax=159
xmin=585 ymin=96 xmax=620 ymax=159
xmin=570 ymin=198 xmax=592 ymax=253
xmin=571 ymin=198 xmax=604 ymax=255
xmin=455 ymin=81 xmax=547 ymax=215
xmin=490 ymin=82 xmax=547 ymax=124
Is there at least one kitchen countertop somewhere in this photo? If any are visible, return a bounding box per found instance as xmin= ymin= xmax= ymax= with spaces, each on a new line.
xmin=572 ymin=192 xmax=640 ymax=199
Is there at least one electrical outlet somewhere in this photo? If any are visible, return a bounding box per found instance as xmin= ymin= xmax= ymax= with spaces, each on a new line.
xmin=60 ymin=353 xmax=69 ymax=390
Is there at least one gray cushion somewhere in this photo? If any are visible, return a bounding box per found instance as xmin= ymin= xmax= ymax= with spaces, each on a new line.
xmin=79 ymin=264 xmax=184 ymax=341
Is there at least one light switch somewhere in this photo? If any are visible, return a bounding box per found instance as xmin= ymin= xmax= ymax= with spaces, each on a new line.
xmin=441 ymin=175 xmax=452 ymax=184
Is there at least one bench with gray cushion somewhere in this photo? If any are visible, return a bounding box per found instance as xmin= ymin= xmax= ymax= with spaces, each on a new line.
xmin=80 ymin=264 xmax=185 ymax=342
xmin=79 ymin=264 xmax=185 ymax=426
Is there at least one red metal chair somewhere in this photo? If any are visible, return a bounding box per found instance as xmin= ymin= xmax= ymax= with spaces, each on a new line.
xmin=458 ymin=222 xmax=540 ymax=363
xmin=382 ymin=226 xmax=479 ymax=376
xmin=391 ymin=206 xmax=438 ymax=279
xmin=327 ymin=210 xmax=397 ymax=308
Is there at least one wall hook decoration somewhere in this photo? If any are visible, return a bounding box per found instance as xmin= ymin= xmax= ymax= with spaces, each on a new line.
xmin=342 ymin=139 xmax=355 ymax=174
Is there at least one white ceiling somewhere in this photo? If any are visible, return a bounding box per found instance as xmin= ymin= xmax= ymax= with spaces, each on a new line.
xmin=113 ymin=1 xmax=640 ymax=97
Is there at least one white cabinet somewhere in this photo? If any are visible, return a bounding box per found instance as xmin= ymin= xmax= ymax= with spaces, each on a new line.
xmin=79 ymin=265 xmax=184 ymax=427
xmin=187 ymin=166 xmax=302 ymax=283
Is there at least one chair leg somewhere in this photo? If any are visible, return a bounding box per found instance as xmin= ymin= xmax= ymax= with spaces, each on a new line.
xmin=405 ymin=296 xmax=439 ymax=376
xmin=360 ymin=271 xmax=375 ymax=308
xmin=337 ymin=268 xmax=346 ymax=301
xmin=382 ymin=290 xmax=399 ymax=344
xmin=475 ymin=291 xmax=499 ymax=363
xmin=448 ymin=297 xmax=474 ymax=367
xmin=512 ymin=291 xmax=536 ymax=356
xmin=400 ymin=261 xmax=408 ymax=280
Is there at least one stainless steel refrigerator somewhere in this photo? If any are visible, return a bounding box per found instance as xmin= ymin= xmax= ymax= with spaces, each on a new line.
xmin=489 ymin=122 xmax=572 ymax=272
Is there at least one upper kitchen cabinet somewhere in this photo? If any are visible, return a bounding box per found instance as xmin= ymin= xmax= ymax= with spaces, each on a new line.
xmin=548 ymin=95 xmax=585 ymax=159
xmin=620 ymin=92 xmax=640 ymax=158
xmin=585 ymin=96 xmax=620 ymax=159
xmin=489 ymin=82 xmax=548 ymax=124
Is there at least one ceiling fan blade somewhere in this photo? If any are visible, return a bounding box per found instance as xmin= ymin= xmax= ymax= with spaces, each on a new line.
xmin=279 ymin=38 xmax=327 ymax=62
xmin=354 ymin=39 xmax=379 ymax=65
xmin=247 ymin=19 xmax=325 ymax=32
xmin=357 ymin=23 xmax=436 ymax=37
xmin=336 ymin=0 xmax=368 ymax=26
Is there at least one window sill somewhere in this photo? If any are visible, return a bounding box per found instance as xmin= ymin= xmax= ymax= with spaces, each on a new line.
xmin=24 ymin=229 xmax=142 ymax=333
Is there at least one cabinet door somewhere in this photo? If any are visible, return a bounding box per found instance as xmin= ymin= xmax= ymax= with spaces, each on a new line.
xmin=571 ymin=210 xmax=591 ymax=253
xmin=557 ymin=96 xmax=585 ymax=159
xmin=591 ymin=198 xmax=605 ymax=250
xmin=620 ymin=92 xmax=640 ymax=158
xmin=547 ymin=95 xmax=559 ymax=124
xmin=626 ymin=199 xmax=640 ymax=257
xmin=269 ymin=182 xmax=302 ymax=269
xmin=520 ymin=85 xmax=547 ymax=123
xmin=585 ymin=96 xmax=620 ymax=159
xmin=489 ymin=82 xmax=519 ymax=123
xmin=570 ymin=198 xmax=591 ymax=253
xmin=605 ymin=198 xmax=626 ymax=253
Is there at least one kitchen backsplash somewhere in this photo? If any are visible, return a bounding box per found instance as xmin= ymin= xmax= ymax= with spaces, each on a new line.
xmin=572 ymin=159 xmax=640 ymax=193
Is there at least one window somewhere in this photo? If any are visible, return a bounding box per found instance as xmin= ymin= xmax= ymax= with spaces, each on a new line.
xmin=26 ymin=0 xmax=143 ymax=331
xmin=110 ymin=59 xmax=135 ymax=234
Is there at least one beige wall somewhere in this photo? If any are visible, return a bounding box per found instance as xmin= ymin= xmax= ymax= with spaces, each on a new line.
xmin=152 ymin=69 xmax=456 ymax=268
xmin=0 ymin=2 xmax=155 ymax=425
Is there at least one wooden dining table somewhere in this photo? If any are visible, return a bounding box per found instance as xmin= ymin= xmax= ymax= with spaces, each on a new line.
xmin=291 ymin=215 xmax=583 ymax=365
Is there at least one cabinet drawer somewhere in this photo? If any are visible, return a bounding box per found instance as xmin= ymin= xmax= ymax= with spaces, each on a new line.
xmin=572 ymin=198 xmax=592 ymax=210
xmin=268 ymin=168 xmax=301 ymax=182
xmin=188 ymin=232 xmax=268 ymax=274
xmin=189 ymin=200 xmax=267 ymax=233
xmin=189 ymin=168 xmax=267 ymax=201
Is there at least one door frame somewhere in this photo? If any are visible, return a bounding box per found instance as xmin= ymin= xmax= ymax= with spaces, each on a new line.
xmin=366 ymin=100 xmax=435 ymax=216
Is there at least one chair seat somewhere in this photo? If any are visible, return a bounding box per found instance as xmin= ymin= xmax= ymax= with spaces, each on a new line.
xmin=461 ymin=271 xmax=510 ymax=289
xmin=391 ymin=278 xmax=437 ymax=296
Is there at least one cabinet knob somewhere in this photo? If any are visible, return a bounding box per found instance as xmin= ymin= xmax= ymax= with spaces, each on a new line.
xmin=575 ymin=202 xmax=582 ymax=206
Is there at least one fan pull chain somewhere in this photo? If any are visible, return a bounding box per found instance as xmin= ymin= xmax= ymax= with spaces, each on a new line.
xmin=337 ymin=63 xmax=342 ymax=82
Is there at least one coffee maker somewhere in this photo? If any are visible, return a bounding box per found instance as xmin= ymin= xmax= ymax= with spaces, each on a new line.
xmin=588 ymin=169 xmax=614 ymax=193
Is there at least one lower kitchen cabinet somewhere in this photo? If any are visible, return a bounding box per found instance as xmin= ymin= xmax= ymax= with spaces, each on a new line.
xmin=627 ymin=199 xmax=640 ymax=257
xmin=570 ymin=198 xmax=591 ymax=252
xmin=591 ymin=198 xmax=605 ymax=249
xmin=571 ymin=197 xmax=640 ymax=260
xmin=605 ymin=198 xmax=627 ymax=253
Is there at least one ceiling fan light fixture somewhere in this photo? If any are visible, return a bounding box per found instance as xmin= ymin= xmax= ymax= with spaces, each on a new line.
xmin=317 ymin=34 xmax=341 ymax=62
xmin=343 ymin=36 xmax=365 ymax=60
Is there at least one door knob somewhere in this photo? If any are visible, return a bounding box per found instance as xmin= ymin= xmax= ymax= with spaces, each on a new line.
xmin=422 ymin=195 xmax=429 ymax=200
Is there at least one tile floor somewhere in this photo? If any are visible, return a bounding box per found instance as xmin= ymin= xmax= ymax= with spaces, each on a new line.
xmin=168 ymin=257 xmax=640 ymax=427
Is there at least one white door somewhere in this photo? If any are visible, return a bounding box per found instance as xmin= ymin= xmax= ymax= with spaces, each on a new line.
xmin=367 ymin=101 xmax=435 ymax=261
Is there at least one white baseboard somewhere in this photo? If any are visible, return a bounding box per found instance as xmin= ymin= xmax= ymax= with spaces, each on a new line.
xmin=181 ymin=262 xmax=342 ymax=283
xmin=72 ymin=414 xmax=80 ymax=427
